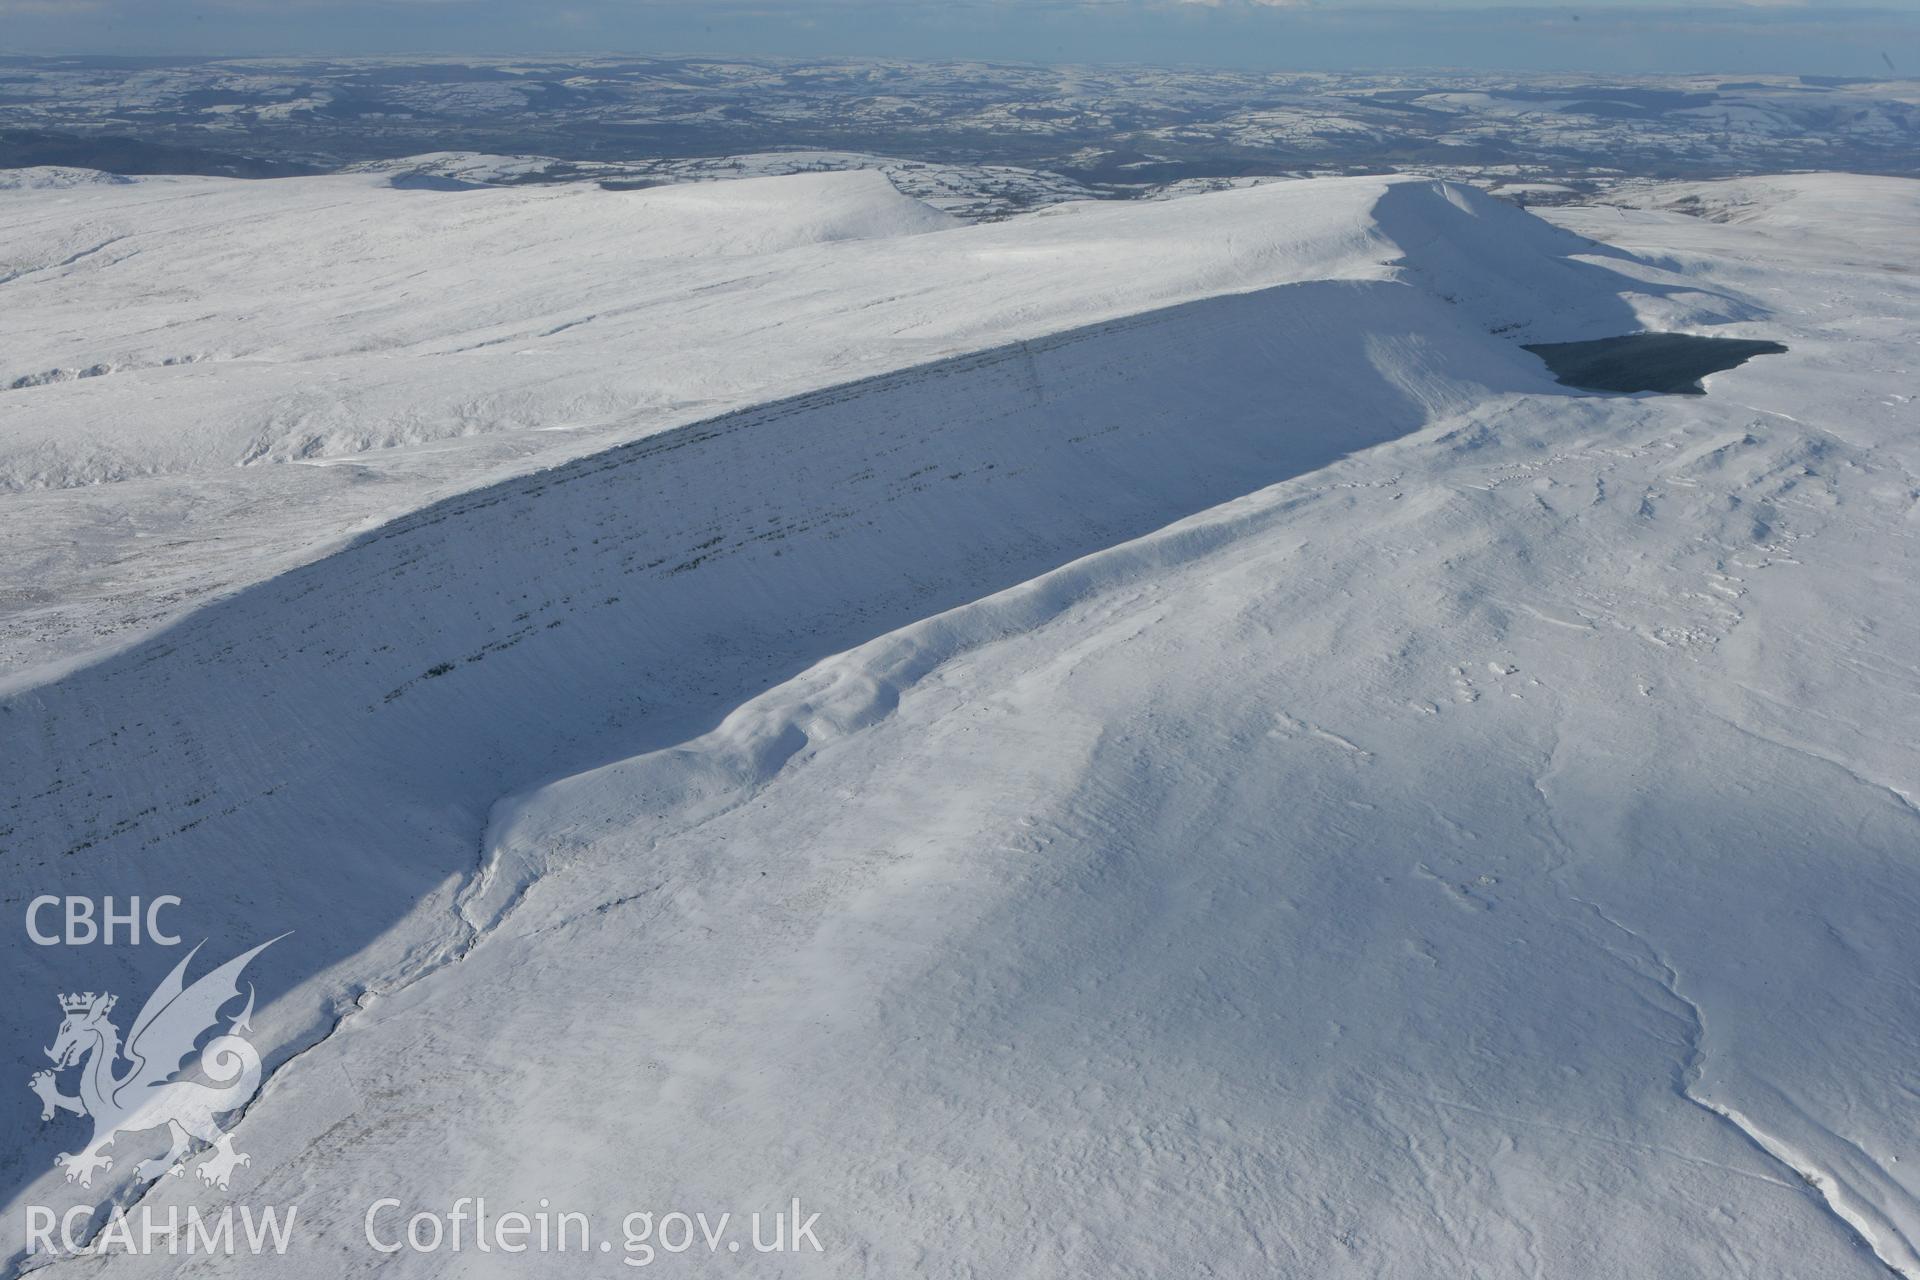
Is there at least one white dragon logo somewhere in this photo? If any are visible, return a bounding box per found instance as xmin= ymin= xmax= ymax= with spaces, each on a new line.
xmin=28 ymin=937 xmax=280 ymax=1194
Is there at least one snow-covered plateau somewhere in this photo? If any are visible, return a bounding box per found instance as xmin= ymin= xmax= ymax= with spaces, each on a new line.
xmin=1 ymin=166 xmax=1917 ymax=1277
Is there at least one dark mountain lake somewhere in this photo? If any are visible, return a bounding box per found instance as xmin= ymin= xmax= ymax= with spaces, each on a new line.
xmin=1524 ymin=333 xmax=1788 ymax=395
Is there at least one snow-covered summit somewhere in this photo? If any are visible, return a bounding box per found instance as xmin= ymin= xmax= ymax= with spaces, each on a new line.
xmin=3 ymin=168 xmax=1916 ymax=1279
xmin=0 ymin=171 xmax=1726 ymax=682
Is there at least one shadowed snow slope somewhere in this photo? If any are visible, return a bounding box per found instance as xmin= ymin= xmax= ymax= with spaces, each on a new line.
xmin=5 ymin=174 xmax=1917 ymax=1279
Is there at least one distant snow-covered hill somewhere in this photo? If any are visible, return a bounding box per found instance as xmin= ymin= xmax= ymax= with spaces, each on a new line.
xmin=6 ymin=57 xmax=1916 ymax=188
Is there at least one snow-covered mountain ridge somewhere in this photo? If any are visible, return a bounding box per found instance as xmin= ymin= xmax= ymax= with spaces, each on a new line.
xmin=2 ymin=168 xmax=1917 ymax=1278
xmin=0 ymin=170 xmax=1732 ymax=685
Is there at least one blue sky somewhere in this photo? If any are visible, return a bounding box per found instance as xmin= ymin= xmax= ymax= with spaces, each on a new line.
xmin=6 ymin=2 xmax=1917 ymax=76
